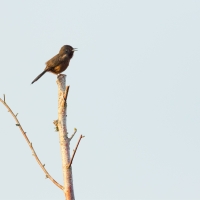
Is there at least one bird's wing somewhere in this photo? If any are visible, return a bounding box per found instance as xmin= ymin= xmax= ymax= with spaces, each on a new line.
xmin=45 ymin=54 xmax=68 ymax=70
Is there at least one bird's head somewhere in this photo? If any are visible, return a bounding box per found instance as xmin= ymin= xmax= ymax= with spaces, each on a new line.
xmin=59 ymin=45 xmax=77 ymax=58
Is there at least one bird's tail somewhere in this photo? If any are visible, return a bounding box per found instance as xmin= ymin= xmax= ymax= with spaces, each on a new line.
xmin=31 ymin=70 xmax=48 ymax=84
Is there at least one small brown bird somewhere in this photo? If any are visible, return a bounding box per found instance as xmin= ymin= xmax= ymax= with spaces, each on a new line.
xmin=31 ymin=45 xmax=77 ymax=84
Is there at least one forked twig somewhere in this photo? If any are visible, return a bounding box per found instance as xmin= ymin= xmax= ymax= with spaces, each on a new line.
xmin=68 ymin=135 xmax=84 ymax=168
xmin=0 ymin=97 xmax=64 ymax=190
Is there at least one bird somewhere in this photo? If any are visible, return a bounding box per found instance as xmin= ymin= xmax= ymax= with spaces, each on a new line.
xmin=31 ymin=45 xmax=77 ymax=84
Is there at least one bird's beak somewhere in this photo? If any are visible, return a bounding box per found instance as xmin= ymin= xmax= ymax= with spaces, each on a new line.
xmin=72 ymin=48 xmax=78 ymax=51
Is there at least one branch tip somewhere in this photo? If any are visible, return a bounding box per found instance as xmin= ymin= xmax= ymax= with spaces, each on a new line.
xmin=3 ymin=94 xmax=5 ymax=102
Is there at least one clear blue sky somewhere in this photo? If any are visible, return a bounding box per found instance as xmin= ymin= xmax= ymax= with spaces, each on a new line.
xmin=0 ymin=1 xmax=200 ymax=199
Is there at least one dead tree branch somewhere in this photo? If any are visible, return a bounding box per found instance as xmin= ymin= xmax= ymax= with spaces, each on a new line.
xmin=0 ymin=96 xmax=64 ymax=190
xmin=57 ymin=74 xmax=75 ymax=200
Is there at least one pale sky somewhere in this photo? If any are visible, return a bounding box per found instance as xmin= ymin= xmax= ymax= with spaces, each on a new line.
xmin=0 ymin=1 xmax=200 ymax=200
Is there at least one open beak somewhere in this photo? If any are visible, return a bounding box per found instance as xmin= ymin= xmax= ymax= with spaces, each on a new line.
xmin=72 ymin=48 xmax=78 ymax=51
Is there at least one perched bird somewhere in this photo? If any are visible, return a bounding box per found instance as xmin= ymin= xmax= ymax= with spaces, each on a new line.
xmin=31 ymin=45 xmax=77 ymax=84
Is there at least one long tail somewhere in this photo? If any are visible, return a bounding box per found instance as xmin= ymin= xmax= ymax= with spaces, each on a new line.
xmin=31 ymin=70 xmax=48 ymax=84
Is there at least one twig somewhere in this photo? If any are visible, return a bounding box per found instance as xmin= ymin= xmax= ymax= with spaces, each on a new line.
xmin=64 ymin=86 xmax=70 ymax=103
xmin=68 ymin=135 xmax=84 ymax=168
xmin=69 ymin=128 xmax=77 ymax=141
xmin=3 ymin=94 xmax=5 ymax=102
xmin=0 ymin=97 xmax=64 ymax=190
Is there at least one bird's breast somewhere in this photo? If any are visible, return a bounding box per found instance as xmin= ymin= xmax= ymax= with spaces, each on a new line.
xmin=50 ymin=59 xmax=70 ymax=74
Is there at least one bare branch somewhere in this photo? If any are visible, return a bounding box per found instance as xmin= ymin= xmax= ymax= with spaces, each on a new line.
xmin=68 ymin=135 xmax=84 ymax=168
xmin=0 ymin=98 xmax=64 ymax=190
xmin=57 ymin=75 xmax=75 ymax=200
xmin=69 ymin=128 xmax=77 ymax=141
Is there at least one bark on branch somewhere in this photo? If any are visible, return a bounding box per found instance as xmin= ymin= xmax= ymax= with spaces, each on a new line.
xmin=57 ymin=74 xmax=75 ymax=200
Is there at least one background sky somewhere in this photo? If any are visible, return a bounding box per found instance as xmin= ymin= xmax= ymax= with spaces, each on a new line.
xmin=0 ymin=1 xmax=200 ymax=200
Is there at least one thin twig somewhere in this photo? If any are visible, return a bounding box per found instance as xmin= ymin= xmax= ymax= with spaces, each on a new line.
xmin=68 ymin=135 xmax=84 ymax=168
xmin=0 ymin=98 xmax=64 ymax=190
xmin=69 ymin=128 xmax=77 ymax=141
xmin=3 ymin=94 xmax=5 ymax=102
xmin=64 ymin=86 xmax=70 ymax=103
